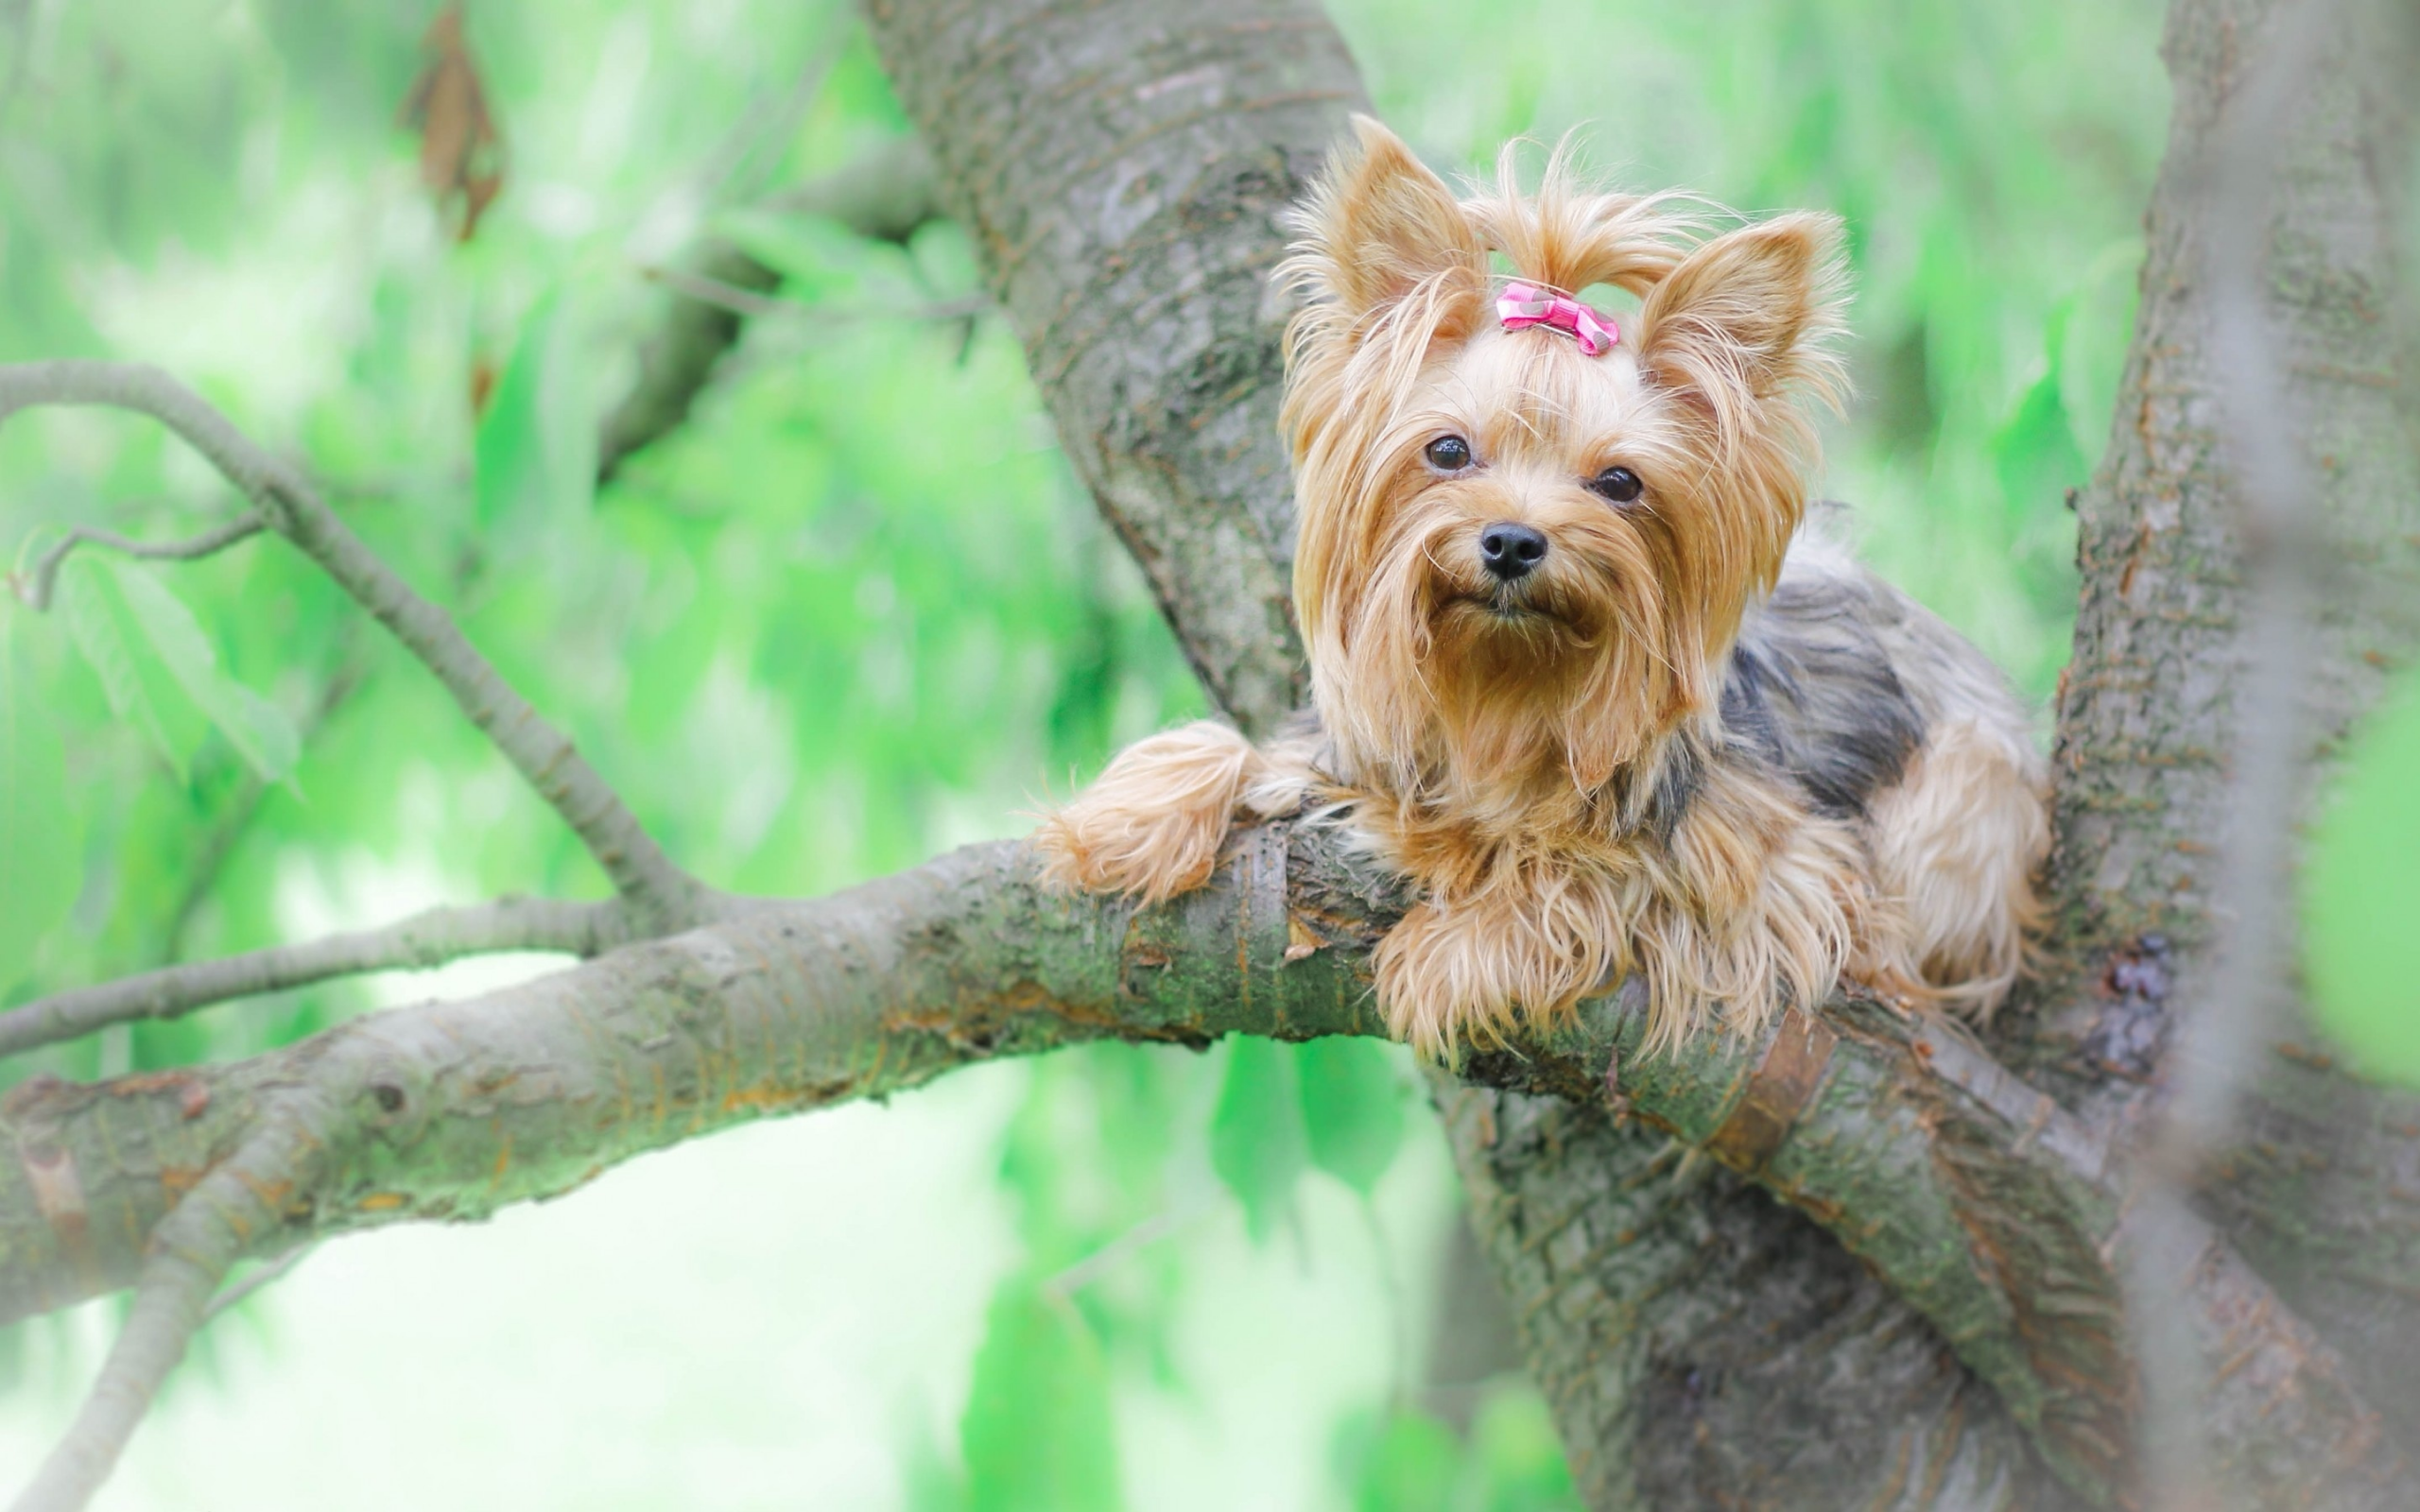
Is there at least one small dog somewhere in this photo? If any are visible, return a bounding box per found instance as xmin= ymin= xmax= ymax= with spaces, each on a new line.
xmin=1036 ymin=118 xmax=2048 ymax=1059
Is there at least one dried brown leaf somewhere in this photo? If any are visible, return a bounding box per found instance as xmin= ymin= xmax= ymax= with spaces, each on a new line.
xmin=400 ymin=6 xmax=505 ymax=243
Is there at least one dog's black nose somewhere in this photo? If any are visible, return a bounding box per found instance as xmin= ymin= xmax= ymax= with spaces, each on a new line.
xmin=1478 ymin=522 xmax=1548 ymax=581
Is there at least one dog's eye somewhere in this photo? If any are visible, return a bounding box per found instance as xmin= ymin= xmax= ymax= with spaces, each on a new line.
xmin=1424 ymin=435 xmax=1475 ymax=472
xmin=1588 ymin=466 xmax=1645 ymax=505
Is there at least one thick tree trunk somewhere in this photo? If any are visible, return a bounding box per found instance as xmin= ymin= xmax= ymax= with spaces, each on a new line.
xmin=6 ymin=0 xmax=2414 ymax=1505
xmin=856 ymin=0 xmax=2420 ymax=1500
xmin=2015 ymin=0 xmax=2420 ymax=1451
xmin=1441 ymin=1084 xmax=2073 ymax=1511
xmin=858 ymin=0 xmax=1349 ymax=735
xmin=850 ymin=4 xmax=2090 ymax=1505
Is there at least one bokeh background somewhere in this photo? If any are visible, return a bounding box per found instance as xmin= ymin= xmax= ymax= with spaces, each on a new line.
xmin=0 ymin=0 xmax=2180 ymax=1506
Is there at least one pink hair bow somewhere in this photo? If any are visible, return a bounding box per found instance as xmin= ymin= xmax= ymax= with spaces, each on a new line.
xmin=1495 ymin=281 xmax=1620 ymax=357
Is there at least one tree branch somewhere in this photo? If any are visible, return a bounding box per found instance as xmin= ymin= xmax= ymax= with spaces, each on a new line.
xmin=9 ymin=1101 xmax=328 ymax=1512
xmin=0 ymin=828 xmax=2400 ymax=1509
xmin=2126 ymin=1 xmax=2357 ymax=1504
xmin=4 ymin=2 xmax=2404 ymax=1506
xmin=851 ymin=6 xmax=2147 ymax=1503
xmin=853 ymin=2 xmax=2417 ymax=1503
xmin=199 ymin=1243 xmax=314 ymax=1324
xmin=10 ymin=513 xmax=267 ymax=612
xmin=0 ymin=361 xmax=717 ymax=929
xmin=596 ymin=136 xmax=941 ymax=482
xmin=636 ymin=266 xmax=986 ymax=328
xmin=2025 ymin=0 xmax=2420 ymax=1465
xmin=1436 ymin=1079 xmax=2080 ymax=1510
xmin=2156 ymin=0 xmax=2340 ymax=1176
xmin=0 ymin=896 xmax=639 ymax=1060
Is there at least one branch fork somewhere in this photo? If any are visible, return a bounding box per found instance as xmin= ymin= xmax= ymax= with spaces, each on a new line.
xmin=1 ymin=823 xmax=2403 ymax=1510
xmin=0 ymin=360 xmax=718 ymax=931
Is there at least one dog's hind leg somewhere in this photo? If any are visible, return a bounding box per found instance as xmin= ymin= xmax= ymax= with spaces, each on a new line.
xmin=1864 ymin=717 xmax=2048 ymax=1018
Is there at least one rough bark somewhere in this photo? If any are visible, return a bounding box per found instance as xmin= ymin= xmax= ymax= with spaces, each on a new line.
xmin=2016 ymin=0 xmax=2420 ymax=1451
xmin=2038 ymin=0 xmax=2419 ymax=1009
xmin=6 ymin=0 xmax=2415 ymax=1504
xmin=0 ymin=832 xmax=1345 ymax=1325
xmin=8 ymin=819 xmax=2396 ymax=1508
xmin=859 ymin=0 xmax=1347 ymax=736
xmin=846 ymin=4 xmax=2111 ymax=1506
xmin=850 ymin=0 xmax=2420 ymax=1504
xmin=1442 ymin=1083 xmax=2065 ymax=1512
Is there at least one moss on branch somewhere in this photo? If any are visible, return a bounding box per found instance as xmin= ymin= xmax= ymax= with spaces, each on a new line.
xmin=1 ymin=824 xmax=2398 ymax=1506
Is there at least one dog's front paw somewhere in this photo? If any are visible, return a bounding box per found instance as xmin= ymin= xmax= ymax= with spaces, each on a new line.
xmin=1031 ymin=793 xmax=1235 ymax=903
xmin=1031 ymin=723 xmax=1260 ymax=904
xmin=1374 ymin=896 xmax=1612 ymax=1061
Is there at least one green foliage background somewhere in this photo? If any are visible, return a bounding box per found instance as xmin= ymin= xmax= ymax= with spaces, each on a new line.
xmin=0 ymin=0 xmax=2198 ymax=1505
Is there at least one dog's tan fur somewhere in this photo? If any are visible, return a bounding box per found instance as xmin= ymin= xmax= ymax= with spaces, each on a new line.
xmin=1034 ymin=119 xmax=2048 ymax=1059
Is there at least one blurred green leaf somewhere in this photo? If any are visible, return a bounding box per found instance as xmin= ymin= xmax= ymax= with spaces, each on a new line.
xmin=1465 ymin=1383 xmax=1582 ymax=1512
xmin=711 ymin=206 xmax=865 ymax=299
xmin=2306 ymin=664 xmax=2420 ymax=1082
xmin=474 ymin=286 xmax=597 ymax=542
xmin=1210 ymin=1036 xmax=1305 ymax=1244
xmin=1297 ymin=1036 xmax=1407 ymax=1197
xmin=0 ymin=618 xmax=81 ymax=996
xmin=1991 ymin=319 xmax=2088 ymax=529
xmin=106 ymin=561 xmax=299 ymax=785
xmin=961 ymin=1275 xmax=1122 ymax=1512
xmin=1333 ymin=1406 xmax=1462 ymax=1512
xmin=58 ymin=557 xmax=201 ymax=782
xmin=995 ymin=1044 xmax=1197 ymax=1392
xmin=2058 ymin=239 xmax=2145 ymax=468
xmin=1331 ymin=1389 xmax=1580 ymax=1512
xmin=900 ymin=1405 xmax=972 ymax=1512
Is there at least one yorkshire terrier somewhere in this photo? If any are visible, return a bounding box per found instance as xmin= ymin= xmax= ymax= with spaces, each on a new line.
xmin=1035 ymin=118 xmax=2048 ymax=1059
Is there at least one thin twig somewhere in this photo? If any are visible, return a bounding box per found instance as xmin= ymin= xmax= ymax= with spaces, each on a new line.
xmin=0 ymin=361 xmax=719 ymax=928
xmin=161 ymin=631 xmax=372 ymax=960
xmin=10 ymin=1110 xmax=322 ymax=1512
xmin=0 ymin=0 xmax=31 ymax=127
xmin=694 ymin=16 xmax=853 ymax=202
xmin=1358 ymin=1192 xmax=1409 ymax=1406
xmin=12 ymin=513 xmax=267 ymax=610
xmin=2126 ymin=1 xmax=2350 ymax=1506
xmin=0 ymin=896 xmax=635 ymax=1060
xmin=1043 ymin=1198 xmax=1215 ymax=1297
xmin=596 ymin=138 xmax=939 ymax=481
xmin=201 ymin=1245 xmax=316 ymax=1324
xmin=639 ymin=266 xmax=988 ymax=327
xmin=639 ymin=265 xmax=799 ymax=320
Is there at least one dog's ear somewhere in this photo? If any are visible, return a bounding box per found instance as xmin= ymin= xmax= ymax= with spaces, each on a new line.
xmin=1289 ymin=116 xmax=1485 ymax=324
xmin=1634 ymin=213 xmax=1847 ymax=414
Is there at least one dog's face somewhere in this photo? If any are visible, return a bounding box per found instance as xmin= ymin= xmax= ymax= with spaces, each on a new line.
xmin=1280 ymin=120 xmax=1845 ymax=806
